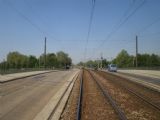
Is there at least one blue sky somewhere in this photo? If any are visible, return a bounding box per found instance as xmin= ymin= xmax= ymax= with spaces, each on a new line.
xmin=0 ymin=0 xmax=160 ymax=63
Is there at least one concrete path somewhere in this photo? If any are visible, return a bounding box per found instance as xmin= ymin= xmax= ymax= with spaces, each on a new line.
xmin=0 ymin=70 xmax=55 ymax=83
xmin=118 ymin=70 xmax=160 ymax=79
xmin=0 ymin=69 xmax=79 ymax=120
xmin=34 ymin=70 xmax=79 ymax=120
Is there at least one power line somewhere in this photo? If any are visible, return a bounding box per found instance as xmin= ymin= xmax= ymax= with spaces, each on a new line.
xmin=97 ymin=0 xmax=146 ymax=49
xmin=93 ymin=1 xmax=136 ymax=47
xmin=22 ymin=0 xmax=61 ymax=42
xmin=109 ymin=0 xmax=136 ymax=35
xmin=3 ymin=0 xmax=46 ymax=35
xmin=84 ymin=0 xmax=96 ymax=62
xmin=3 ymin=0 xmax=62 ymax=46
xmin=88 ymin=0 xmax=146 ymax=60
xmin=138 ymin=17 xmax=160 ymax=35
xmin=139 ymin=32 xmax=160 ymax=38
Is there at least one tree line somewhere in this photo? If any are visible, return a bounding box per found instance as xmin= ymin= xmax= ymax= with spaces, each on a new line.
xmin=112 ymin=49 xmax=160 ymax=68
xmin=78 ymin=49 xmax=160 ymax=69
xmin=0 ymin=51 xmax=72 ymax=70
xmin=77 ymin=59 xmax=110 ymax=69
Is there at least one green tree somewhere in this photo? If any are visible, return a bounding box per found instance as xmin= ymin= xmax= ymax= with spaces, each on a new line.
xmin=7 ymin=51 xmax=28 ymax=69
xmin=85 ymin=60 xmax=96 ymax=68
xmin=56 ymin=51 xmax=72 ymax=68
xmin=115 ymin=49 xmax=132 ymax=67
xmin=77 ymin=62 xmax=84 ymax=66
xmin=102 ymin=59 xmax=110 ymax=68
xmin=46 ymin=53 xmax=57 ymax=68
xmin=28 ymin=55 xmax=38 ymax=68
xmin=1 ymin=51 xmax=73 ymax=72
xmin=150 ymin=54 xmax=160 ymax=66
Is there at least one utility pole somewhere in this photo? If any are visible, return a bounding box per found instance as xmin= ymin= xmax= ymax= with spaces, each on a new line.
xmin=136 ymin=35 xmax=138 ymax=68
xmin=44 ymin=37 xmax=47 ymax=69
xmin=101 ymin=53 xmax=103 ymax=69
xmin=97 ymin=58 xmax=99 ymax=69
xmin=39 ymin=57 xmax=41 ymax=68
xmin=3 ymin=59 xmax=6 ymax=74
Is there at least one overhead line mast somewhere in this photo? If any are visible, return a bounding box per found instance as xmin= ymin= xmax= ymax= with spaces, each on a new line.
xmin=44 ymin=37 xmax=47 ymax=69
xmin=136 ymin=35 xmax=138 ymax=68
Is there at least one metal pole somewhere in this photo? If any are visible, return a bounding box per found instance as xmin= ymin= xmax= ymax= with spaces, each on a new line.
xmin=39 ymin=57 xmax=41 ymax=68
xmin=44 ymin=37 xmax=47 ymax=69
xmin=133 ymin=57 xmax=135 ymax=67
xmin=3 ymin=59 xmax=6 ymax=74
xmin=136 ymin=36 xmax=138 ymax=68
xmin=98 ymin=59 xmax=99 ymax=69
xmin=101 ymin=53 xmax=103 ymax=69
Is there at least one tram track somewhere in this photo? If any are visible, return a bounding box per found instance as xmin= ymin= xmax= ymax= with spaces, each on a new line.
xmin=61 ymin=69 xmax=160 ymax=120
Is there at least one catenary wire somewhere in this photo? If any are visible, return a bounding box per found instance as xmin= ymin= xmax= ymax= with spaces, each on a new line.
xmin=88 ymin=0 xmax=146 ymax=60
xmin=3 ymin=0 xmax=61 ymax=46
xmin=84 ymin=0 xmax=96 ymax=62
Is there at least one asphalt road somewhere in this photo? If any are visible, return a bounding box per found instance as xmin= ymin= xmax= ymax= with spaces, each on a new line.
xmin=0 ymin=69 xmax=77 ymax=120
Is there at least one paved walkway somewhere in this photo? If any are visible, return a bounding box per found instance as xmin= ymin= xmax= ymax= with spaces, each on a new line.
xmin=118 ymin=70 xmax=160 ymax=79
xmin=0 ymin=69 xmax=79 ymax=120
xmin=0 ymin=70 xmax=55 ymax=83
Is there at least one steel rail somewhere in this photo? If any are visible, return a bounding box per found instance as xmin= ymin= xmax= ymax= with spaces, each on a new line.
xmin=101 ymin=70 xmax=160 ymax=93
xmin=100 ymin=71 xmax=160 ymax=111
xmin=88 ymin=70 xmax=127 ymax=120
xmin=76 ymin=70 xmax=83 ymax=120
xmin=124 ymin=86 xmax=160 ymax=111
